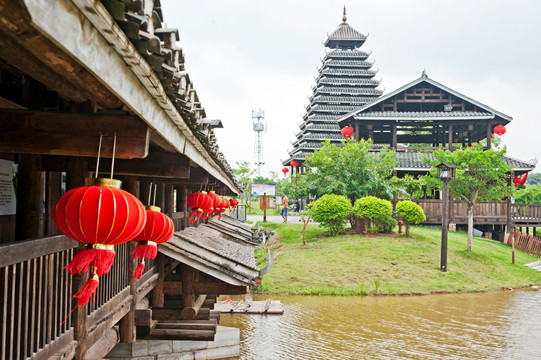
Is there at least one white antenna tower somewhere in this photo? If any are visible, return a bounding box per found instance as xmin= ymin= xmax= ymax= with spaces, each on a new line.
xmin=252 ymin=109 xmax=266 ymax=177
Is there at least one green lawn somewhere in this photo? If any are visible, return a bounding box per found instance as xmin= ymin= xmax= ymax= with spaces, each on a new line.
xmin=255 ymin=223 xmax=541 ymax=295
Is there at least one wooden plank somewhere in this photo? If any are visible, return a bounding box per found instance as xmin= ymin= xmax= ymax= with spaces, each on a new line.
xmin=0 ymin=110 xmax=149 ymax=159
xmin=154 ymin=321 xmax=216 ymax=331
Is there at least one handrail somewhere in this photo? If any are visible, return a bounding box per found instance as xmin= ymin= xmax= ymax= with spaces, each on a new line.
xmin=0 ymin=235 xmax=76 ymax=268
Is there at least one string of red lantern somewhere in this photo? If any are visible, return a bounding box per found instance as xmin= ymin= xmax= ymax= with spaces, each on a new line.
xmin=229 ymin=198 xmax=239 ymax=209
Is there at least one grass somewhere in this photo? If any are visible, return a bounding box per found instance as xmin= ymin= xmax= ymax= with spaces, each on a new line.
xmin=254 ymin=223 xmax=541 ymax=296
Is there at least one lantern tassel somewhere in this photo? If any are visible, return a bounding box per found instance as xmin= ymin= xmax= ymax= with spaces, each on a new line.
xmin=133 ymin=261 xmax=145 ymax=279
xmin=73 ymin=273 xmax=100 ymax=306
xmin=132 ymin=243 xmax=158 ymax=260
xmin=65 ymin=246 xmax=115 ymax=277
xmin=188 ymin=208 xmax=204 ymax=222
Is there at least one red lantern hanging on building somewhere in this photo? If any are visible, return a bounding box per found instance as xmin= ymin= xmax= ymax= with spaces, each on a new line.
xmin=187 ymin=191 xmax=213 ymax=222
xmin=229 ymin=198 xmax=239 ymax=209
xmin=494 ymin=125 xmax=506 ymax=136
xmin=282 ymin=167 xmax=289 ymax=175
xmin=291 ymin=160 xmax=299 ymax=168
xmin=131 ymin=206 xmax=174 ymax=279
xmin=53 ymin=178 xmax=146 ymax=305
xmin=513 ymin=172 xmax=529 ymax=188
xmin=341 ymin=126 xmax=354 ymax=140
xmin=217 ymin=197 xmax=231 ymax=220
xmin=201 ymin=190 xmax=220 ymax=220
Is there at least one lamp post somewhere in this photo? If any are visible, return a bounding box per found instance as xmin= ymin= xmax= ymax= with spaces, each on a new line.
xmin=437 ymin=162 xmax=456 ymax=273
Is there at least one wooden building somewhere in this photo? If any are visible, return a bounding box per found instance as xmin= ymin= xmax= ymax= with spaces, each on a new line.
xmin=337 ymin=73 xmax=538 ymax=236
xmin=0 ymin=0 xmax=260 ymax=359
xmin=283 ymin=7 xmax=383 ymax=170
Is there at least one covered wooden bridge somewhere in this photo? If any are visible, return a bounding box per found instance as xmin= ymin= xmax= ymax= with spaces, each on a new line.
xmin=0 ymin=0 xmax=259 ymax=359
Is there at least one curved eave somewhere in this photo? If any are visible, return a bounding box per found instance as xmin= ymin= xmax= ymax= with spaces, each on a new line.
xmin=30 ymin=0 xmax=239 ymax=193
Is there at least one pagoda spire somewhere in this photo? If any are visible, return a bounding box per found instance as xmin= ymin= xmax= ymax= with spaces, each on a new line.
xmin=342 ymin=6 xmax=347 ymax=22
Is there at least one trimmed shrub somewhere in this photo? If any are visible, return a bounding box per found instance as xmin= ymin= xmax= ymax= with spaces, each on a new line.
xmin=353 ymin=196 xmax=394 ymax=233
xmin=311 ymin=194 xmax=352 ymax=236
xmin=395 ymin=200 xmax=426 ymax=236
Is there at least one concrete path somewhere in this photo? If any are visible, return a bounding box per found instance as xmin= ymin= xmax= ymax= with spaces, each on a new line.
xmin=247 ymin=214 xmax=304 ymax=224
xmin=525 ymin=260 xmax=541 ymax=272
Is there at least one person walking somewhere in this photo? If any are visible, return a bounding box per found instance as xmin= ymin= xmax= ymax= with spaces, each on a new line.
xmin=281 ymin=192 xmax=289 ymax=224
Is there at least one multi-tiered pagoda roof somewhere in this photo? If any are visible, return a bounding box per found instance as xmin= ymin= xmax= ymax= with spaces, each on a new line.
xmin=283 ymin=8 xmax=383 ymax=167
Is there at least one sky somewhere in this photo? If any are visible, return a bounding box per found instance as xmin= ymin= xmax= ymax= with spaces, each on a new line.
xmin=161 ymin=0 xmax=541 ymax=178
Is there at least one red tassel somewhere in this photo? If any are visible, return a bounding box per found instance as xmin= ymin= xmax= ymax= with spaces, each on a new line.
xmin=133 ymin=261 xmax=145 ymax=279
xmin=73 ymin=275 xmax=99 ymax=306
xmin=132 ymin=243 xmax=158 ymax=260
xmin=64 ymin=248 xmax=115 ymax=277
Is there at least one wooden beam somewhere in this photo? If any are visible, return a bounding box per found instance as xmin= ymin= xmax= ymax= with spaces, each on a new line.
xmin=163 ymin=281 xmax=247 ymax=295
xmin=146 ymin=329 xmax=215 ymax=341
xmin=0 ymin=2 xmax=123 ymax=108
xmin=152 ymin=308 xmax=210 ymax=321
xmin=181 ymin=295 xmax=207 ymax=320
xmin=103 ymin=152 xmax=190 ymax=178
xmin=0 ymin=110 xmax=149 ymax=158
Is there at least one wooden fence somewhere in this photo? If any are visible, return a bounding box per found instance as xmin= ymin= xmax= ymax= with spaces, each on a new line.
xmin=506 ymin=229 xmax=541 ymax=258
xmin=0 ymin=236 xmax=157 ymax=360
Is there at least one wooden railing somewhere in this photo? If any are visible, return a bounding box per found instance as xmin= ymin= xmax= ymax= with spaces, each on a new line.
xmin=506 ymin=229 xmax=541 ymax=257
xmin=0 ymin=236 xmax=158 ymax=360
xmin=0 ymin=235 xmax=76 ymax=360
xmin=415 ymin=200 xmax=508 ymax=224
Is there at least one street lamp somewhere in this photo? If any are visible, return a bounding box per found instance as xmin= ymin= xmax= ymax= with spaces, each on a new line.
xmin=437 ymin=162 xmax=456 ymax=273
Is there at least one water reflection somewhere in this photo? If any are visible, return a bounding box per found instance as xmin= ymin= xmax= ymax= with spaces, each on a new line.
xmin=219 ymin=290 xmax=541 ymax=359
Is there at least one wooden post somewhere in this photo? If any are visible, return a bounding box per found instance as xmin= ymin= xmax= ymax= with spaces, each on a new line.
xmin=44 ymin=171 xmax=61 ymax=236
xmin=181 ymin=186 xmax=188 ymax=229
xmin=486 ymin=121 xmax=492 ymax=149
xmin=512 ymin=232 xmax=515 ymax=264
xmin=15 ymin=154 xmax=44 ymax=240
xmin=181 ymin=264 xmax=195 ymax=309
xmin=119 ymin=176 xmax=139 ymax=343
xmin=506 ymin=175 xmax=514 ymax=236
xmin=151 ymin=254 xmax=165 ymax=307
xmin=391 ymin=124 xmax=397 ymax=150
xmin=66 ymin=156 xmax=89 ymax=360
xmin=448 ymin=124 xmax=453 ymax=150
xmin=156 ymin=182 xmax=165 ymax=209
xmin=165 ymin=184 xmax=174 ymax=219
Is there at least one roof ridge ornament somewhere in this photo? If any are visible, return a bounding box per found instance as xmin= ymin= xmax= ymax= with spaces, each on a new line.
xmin=422 ymin=69 xmax=427 ymax=78
xmin=342 ymin=6 xmax=347 ymax=22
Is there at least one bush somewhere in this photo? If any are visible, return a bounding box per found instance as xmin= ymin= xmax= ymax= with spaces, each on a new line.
xmin=353 ymin=196 xmax=394 ymax=233
xmin=395 ymin=200 xmax=426 ymax=236
xmin=311 ymin=194 xmax=352 ymax=236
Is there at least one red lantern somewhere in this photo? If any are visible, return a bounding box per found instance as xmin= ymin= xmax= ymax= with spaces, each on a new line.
xmin=187 ymin=191 xmax=213 ymax=222
xmin=341 ymin=126 xmax=354 ymax=139
xmin=494 ymin=125 xmax=506 ymax=136
xmin=201 ymin=190 xmax=220 ymax=220
xmin=53 ymin=178 xmax=146 ymax=305
xmin=217 ymin=197 xmax=231 ymax=220
xmin=229 ymin=198 xmax=239 ymax=209
xmin=291 ymin=160 xmax=299 ymax=168
xmin=513 ymin=172 xmax=529 ymax=188
xmin=282 ymin=167 xmax=289 ymax=175
xmin=132 ymin=206 xmax=174 ymax=279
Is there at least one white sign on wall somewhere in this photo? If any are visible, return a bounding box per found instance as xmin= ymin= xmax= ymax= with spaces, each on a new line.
xmin=0 ymin=159 xmax=16 ymax=215
xmin=251 ymin=183 xmax=276 ymax=197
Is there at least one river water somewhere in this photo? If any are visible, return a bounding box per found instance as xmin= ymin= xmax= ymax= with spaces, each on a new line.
xmin=219 ymin=290 xmax=541 ymax=359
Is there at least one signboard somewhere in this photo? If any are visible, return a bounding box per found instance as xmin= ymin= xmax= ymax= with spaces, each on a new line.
xmin=251 ymin=183 xmax=276 ymax=197
xmin=0 ymin=159 xmax=16 ymax=215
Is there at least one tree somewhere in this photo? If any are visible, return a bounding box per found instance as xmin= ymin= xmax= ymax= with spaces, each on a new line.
xmin=352 ymin=196 xmax=395 ymax=233
xmin=430 ymin=145 xmax=512 ymax=251
xmin=514 ymin=185 xmax=541 ymax=204
xmin=311 ymin=194 xmax=352 ymax=236
xmin=302 ymin=138 xmax=397 ymax=203
xmin=395 ymin=200 xmax=426 ymax=236
xmin=232 ymin=161 xmax=255 ymax=203
xmin=525 ymin=173 xmax=541 ymax=186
